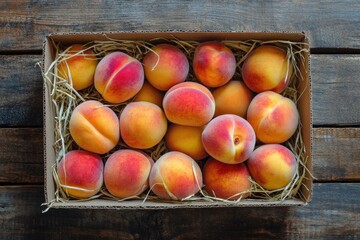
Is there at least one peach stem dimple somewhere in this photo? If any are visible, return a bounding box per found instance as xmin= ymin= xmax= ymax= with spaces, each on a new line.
xmin=234 ymin=136 xmax=240 ymax=145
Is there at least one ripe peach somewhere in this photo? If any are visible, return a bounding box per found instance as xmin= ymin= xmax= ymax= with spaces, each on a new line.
xmin=193 ymin=41 xmax=236 ymax=88
xmin=104 ymin=149 xmax=153 ymax=199
xmin=163 ymin=82 xmax=215 ymax=127
xmin=212 ymin=80 xmax=254 ymax=118
xmin=247 ymin=144 xmax=297 ymax=190
xmin=57 ymin=44 xmax=98 ymax=91
xmin=149 ymin=151 xmax=203 ymax=200
xmin=203 ymin=158 xmax=251 ymax=200
xmin=143 ymin=44 xmax=189 ymax=91
xmin=57 ymin=150 xmax=103 ymax=199
xmin=165 ymin=124 xmax=208 ymax=160
xmin=202 ymin=114 xmax=256 ymax=164
xmin=120 ymin=101 xmax=167 ymax=149
xmin=241 ymin=45 xmax=292 ymax=93
xmin=94 ymin=52 xmax=144 ymax=103
xmin=69 ymin=100 xmax=120 ymax=154
xmin=133 ymin=81 xmax=165 ymax=107
xmin=247 ymin=91 xmax=299 ymax=143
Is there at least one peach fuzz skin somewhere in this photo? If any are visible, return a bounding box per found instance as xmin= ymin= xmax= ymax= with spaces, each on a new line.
xmin=143 ymin=44 xmax=189 ymax=91
xmin=57 ymin=44 xmax=98 ymax=91
xmin=165 ymin=124 xmax=208 ymax=161
xmin=241 ymin=45 xmax=292 ymax=93
xmin=69 ymin=100 xmax=120 ymax=154
xmin=193 ymin=41 xmax=236 ymax=88
xmin=247 ymin=144 xmax=297 ymax=190
xmin=57 ymin=150 xmax=103 ymax=199
xmin=212 ymin=80 xmax=254 ymax=118
xmin=163 ymin=82 xmax=215 ymax=127
xmin=149 ymin=151 xmax=203 ymax=200
xmin=247 ymin=91 xmax=299 ymax=144
xmin=94 ymin=51 xmax=144 ymax=103
xmin=203 ymin=158 xmax=252 ymax=200
xmin=133 ymin=81 xmax=165 ymax=107
xmin=120 ymin=101 xmax=167 ymax=149
xmin=202 ymin=114 xmax=256 ymax=164
xmin=104 ymin=149 xmax=153 ymax=199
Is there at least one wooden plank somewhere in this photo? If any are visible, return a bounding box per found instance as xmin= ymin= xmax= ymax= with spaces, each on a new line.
xmin=0 ymin=55 xmax=43 ymax=127
xmin=1 ymin=54 xmax=360 ymax=127
xmin=0 ymin=1 xmax=359 ymax=51
xmin=312 ymin=55 xmax=360 ymax=126
xmin=0 ymin=183 xmax=358 ymax=239
xmin=0 ymin=127 xmax=359 ymax=184
xmin=0 ymin=128 xmax=43 ymax=184
xmin=313 ymin=128 xmax=360 ymax=181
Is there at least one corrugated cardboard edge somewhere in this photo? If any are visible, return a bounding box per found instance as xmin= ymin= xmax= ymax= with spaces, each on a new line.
xmin=42 ymin=30 xmax=313 ymax=210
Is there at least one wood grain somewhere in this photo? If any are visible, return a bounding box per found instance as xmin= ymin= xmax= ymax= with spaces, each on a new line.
xmin=313 ymin=128 xmax=360 ymax=181
xmin=0 ymin=55 xmax=43 ymax=127
xmin=0 ymin=183 xmax=358 ymax=239
xmin=0 ymin=128 xmax=43 ymax=184
xmin=312 ymin=55 xmax=360 ymax=126
xmin=0 ymin=127 xmax=358 ymax=184
xmin=0 ymin=1 xmax=359 ymax=51
xmin=1 ymin=54 xmax=359 ymax=127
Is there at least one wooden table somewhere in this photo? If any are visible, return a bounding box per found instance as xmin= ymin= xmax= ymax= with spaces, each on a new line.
xmin=1 ymin=1 xmax=359 ymax=239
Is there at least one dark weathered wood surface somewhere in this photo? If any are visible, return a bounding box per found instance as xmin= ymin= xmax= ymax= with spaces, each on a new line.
xmin=0 ymin=184 xmax=358 ymax=239
xmin=0 ymin=1 xmax=359 ymax=50
xmin=0 ymin=1 xmax=359 ymax=239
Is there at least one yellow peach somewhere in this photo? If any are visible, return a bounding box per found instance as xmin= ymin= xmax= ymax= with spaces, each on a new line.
xmin=69 ymin=100 xmax=120 ymax=154
xmin=247 ymin=91 xmax=299 ymax=143
xmin=247 ymin=144 xmax=297 ymax=190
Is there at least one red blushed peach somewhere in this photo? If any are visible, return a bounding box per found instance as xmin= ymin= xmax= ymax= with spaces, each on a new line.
xmin=149 ymin=151 xmax=203 ymax=200
xmin=69 ymin=100 xmax=120 ymax=154
xmin=163 ymin=82 xmax=215 ymax=127
xmin=247 ymin=91 xmax=299 ymax=143
xmin=212 ymin=80 xmax=254 ymax=118
xmin=247 ymin=144 xmax=297 ymax=190
xmin=57 ymin=150 xmax=103 ymax=199
xmin=165 ymin=124 xmax=208 ymax=160
xmin=133 ymin=81 xmax=165 ymax=107
xmin=193 ymin=41 xmax=236 ymax=88
xmin=120 ymin=101 xmax=167 ymax=149
xmin=241 ymin=45 xmax=293 ymax=93
xmin=104 ymin=149 xmax=153 ymax=199
xmin=203 ymin=158 xmax=251 ymax=200
xmin=202 ymin=114 xmax=256 ymax=164
xmin=57 ymin=44 xmax=98 ymax=91
xmin=143 ymin=44 xmax=189 ymax=90
xmin=94 ymin=52 xmax=144 ymax=103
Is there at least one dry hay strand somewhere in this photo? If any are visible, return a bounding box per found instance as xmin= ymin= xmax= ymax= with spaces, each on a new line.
xmin=42 ymin=34 xmax=311 ymax=208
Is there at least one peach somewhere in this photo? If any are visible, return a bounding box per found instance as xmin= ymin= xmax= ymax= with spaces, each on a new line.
xmin=241 ymin=45 xmax=292 ymax=93
xmin=212 ymin=80 xmax=254 ymax=118
xmin=57 ymin=44 xmax=98 ymax=91
xmin=165 ymin=124 xmax=208 ymax=161
xmin=57 ymin=150 xmax=103 ymax=199
xmin=120 ymin=101 xmax=167 ymax=149
xmin=94 ymin=51 xmax=144 ymax=103
xmin=163 ymin=82 xmax=215 ymax=127
xmin=202 ymin=114 xmax=256 ymax=164
xmin=104 ymin=149 xmax=153 ymax=199
xmin=193 ymin=41 xmax=236 ymax=88
xmin=143 ymin=44 xmax=189 ymax=90
xmin=133 ymin=81 xmax=165 ymax=107
xmin=247 ymin=144 xmax=297 ymax=190
xmin=203 ymin=158 xmax=252 ymax=200
xmin=247 ymin=91 xmax=299 ymax=143
xmin=69 ymin=100 xmax=120 ymax=154
xmin=149 ymin=151 xmax=203 ymax=200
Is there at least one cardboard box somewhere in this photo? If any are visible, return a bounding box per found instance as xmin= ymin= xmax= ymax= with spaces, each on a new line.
xmin=43 ymin=31 xmax=313 ymax=209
